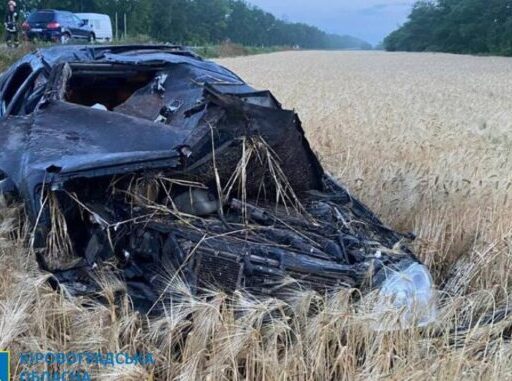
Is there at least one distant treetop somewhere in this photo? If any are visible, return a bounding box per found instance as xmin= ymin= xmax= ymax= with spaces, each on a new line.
xmin=384 ymin=0 xmax=512 ymax=56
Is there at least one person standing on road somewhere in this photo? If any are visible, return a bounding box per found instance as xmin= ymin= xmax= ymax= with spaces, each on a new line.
xmin=4 ymin=0 xmax=19 ymax=47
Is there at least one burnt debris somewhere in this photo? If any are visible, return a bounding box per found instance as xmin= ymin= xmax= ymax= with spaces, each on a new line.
xmin=0 ymin=45 xmax=420 ymax=312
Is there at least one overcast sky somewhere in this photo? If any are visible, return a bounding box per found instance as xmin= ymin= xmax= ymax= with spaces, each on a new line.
xmin=248 ymin=0 xmax=416 ymax=45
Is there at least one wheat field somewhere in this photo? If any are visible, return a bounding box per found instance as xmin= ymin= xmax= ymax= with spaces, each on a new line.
xmin=2 ymin=50 xmax=512 ymax=380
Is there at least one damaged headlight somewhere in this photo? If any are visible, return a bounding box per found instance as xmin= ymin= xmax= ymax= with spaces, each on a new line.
xmin=372 ymin=262 xmax=437 ymax=330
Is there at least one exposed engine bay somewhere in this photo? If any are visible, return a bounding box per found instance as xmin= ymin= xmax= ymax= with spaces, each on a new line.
xmin=0 ymin=45 xmax=436 ymax=326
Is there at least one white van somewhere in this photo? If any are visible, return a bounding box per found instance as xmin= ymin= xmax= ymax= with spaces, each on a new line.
xmin=75 ymin=13 xmax=113 ymax=42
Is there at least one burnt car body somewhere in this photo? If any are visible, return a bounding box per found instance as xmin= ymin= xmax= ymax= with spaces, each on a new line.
xmin=0 ymin=45 xmax=435 ymax=325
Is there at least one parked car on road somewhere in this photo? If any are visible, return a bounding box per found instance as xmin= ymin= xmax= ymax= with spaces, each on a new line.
xmin=22 ymin=9 xmax=95 ymax=43
xmin=76 ymin=13 xmax=112 ymax=42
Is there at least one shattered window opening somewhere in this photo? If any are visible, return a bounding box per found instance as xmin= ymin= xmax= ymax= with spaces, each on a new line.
xmin=64 ymin=63 xmax=160 ymax=110
xmin=1 ymin=64 xmax=33 ymax=116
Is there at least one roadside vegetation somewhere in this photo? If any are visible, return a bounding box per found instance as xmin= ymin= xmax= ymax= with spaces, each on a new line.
xmin=0 ymin=40 xmax=285 ymax=67
xmin=193 ymin=42 xmax=286 ymax=58
xmin=1 ymin=50 xmax=512 ymax=379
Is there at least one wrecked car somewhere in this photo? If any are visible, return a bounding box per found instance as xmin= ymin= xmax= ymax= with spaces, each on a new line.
xmin=0 ymin=45 xmax=435 ymax=327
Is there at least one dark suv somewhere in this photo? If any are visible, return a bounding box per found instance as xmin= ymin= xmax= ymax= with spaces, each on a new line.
xmin=22 ymin=10 xmax=95 ymax=43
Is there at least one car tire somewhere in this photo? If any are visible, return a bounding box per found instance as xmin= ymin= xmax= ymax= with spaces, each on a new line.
xmin=60 ymin=33 xmax=71 ymax=44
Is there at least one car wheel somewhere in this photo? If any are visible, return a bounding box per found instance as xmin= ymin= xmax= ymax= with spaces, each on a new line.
xmin=60 ymin=33 xmax=71 ymax=44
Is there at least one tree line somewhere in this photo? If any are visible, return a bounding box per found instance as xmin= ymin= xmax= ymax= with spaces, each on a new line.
xmin=6 ymin=0 xmax=371 ymax=50
xmin=384 ymin=0 xmax=512 ymax=56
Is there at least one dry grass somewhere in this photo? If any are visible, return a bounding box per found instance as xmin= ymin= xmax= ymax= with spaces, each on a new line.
xmin=2 ymin=50 xmax=512 ymax=380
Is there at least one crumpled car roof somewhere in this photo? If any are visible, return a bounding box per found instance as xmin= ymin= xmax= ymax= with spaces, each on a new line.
xmin=0 ymin=45 xmax=319 ymax=218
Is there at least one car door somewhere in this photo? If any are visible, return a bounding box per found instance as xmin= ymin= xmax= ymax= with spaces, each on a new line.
xmin=71 ymin=14 xmax=89 ymax=39
xmin=60 ymin=13 xmax=79 ymax=39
